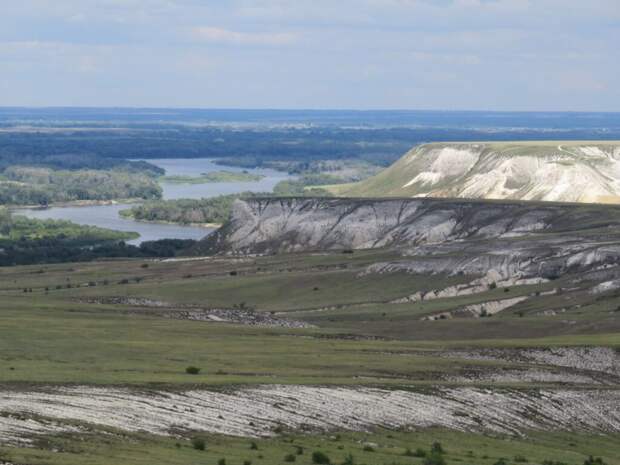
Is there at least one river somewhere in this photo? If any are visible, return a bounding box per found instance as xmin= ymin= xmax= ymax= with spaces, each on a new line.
xmin=13 ymin=159 xmax=292 ymax=245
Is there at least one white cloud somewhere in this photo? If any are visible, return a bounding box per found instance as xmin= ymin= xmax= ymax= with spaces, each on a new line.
xmin=411 ymin=51 xmax=481 ymax=65
xmin=0 ymin=40 xmax=126 ymax=75
xmin=0 ymin=40 xmax=75 ymax=57
xmin=191 ymin=27 xmax=298 ymax=46
xmin=0 ymin=0 xmax=618 ymax=109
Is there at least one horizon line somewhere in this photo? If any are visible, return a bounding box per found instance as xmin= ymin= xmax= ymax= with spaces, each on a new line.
xmin=1 ymin=106 xmax=619 ymax=115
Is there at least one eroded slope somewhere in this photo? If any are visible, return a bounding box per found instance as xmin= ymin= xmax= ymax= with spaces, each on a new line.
xmin=330 ymin=142 xmax=620 ymax=203
xmin=201 ymin=196 xmax=620 ymax=257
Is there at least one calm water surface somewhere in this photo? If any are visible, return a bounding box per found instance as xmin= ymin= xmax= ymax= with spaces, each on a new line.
xmin=14 ymin=159 xmax=292 ymax=245
xmin=152 ymin=158 xmax=291 ymax=199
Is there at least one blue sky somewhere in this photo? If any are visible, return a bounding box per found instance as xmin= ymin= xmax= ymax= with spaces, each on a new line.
xmin=0 ymin=0 xmax=618 ymax=111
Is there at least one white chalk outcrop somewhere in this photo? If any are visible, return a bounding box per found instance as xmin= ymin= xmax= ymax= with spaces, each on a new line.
xmin=200 ymin=197 xmax=620 ymax=256
xmin=199 ymin=198 xmax=620 ymax=296
xmin=336 ymin=142 xmax=620 ymax=203
xmin=1 ymin=385 xmax=619 ymax=444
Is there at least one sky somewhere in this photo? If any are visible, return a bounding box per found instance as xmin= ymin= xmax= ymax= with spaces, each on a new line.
xmin=0 ymin=0 xmax=618 ymax=111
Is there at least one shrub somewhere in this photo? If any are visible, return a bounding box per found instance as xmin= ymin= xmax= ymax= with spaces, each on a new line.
xmin=362 ymin=445 xmax=374 ymax=452
xmin=341 ymin=454 xmax=355 ymax=465
xmin=243 ymin=460 xmax=252 ymax=465
xmin=584 ymin=457 xmax=607 ymax=465
xmin=250 ymin=441 xmax=258 ymax=450
xmin=312 ymin=451 xmax=331 ymax=464
xmin=431 ymin=442 xmax=444 ymax=454
xmin=295 ymin=446 xmax=304 ymax=455
xmin=405 ymin=448 xmax=427 ymax=457
xmin=185 ymin=366 xmax=201 ymax=375
xmin=191 ymin=437 xmax=206 ymax=451
xmin=284 ymin=453 xmax=297 ymax=462
xmin=424 ymin=452 xmax=446 ymax=465
xmin=218 ymin=459 xmax=227 ymax=465
xmin=514 ymin=455 xmax=528 ymax=463
xmin=488 ymin=281 xmax=497 ymax=289
xmin=493 ymin=459 xmax=507 ymax=465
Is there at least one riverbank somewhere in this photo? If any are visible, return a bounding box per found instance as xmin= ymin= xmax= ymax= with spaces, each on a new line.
xmin=160 ymin=171 xmax=264 ymax=184
xmin=9 ymin=198 xmax=145 ymax=210
xmin=118 ymin=211 xmax=222 ymax=229
xmin=10 ymin=159 xmax=293 ymax=245
xmin=12 ymin=203 xmax=212 ymax=246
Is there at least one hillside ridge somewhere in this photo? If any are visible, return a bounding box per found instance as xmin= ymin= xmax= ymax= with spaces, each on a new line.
xmin=197 ymin=196 xmax=620 ymax=309
xmin=328 ymin=141 xmax=620 ymax=203
xmin=198 ymin=196 xmax=620 ymax=254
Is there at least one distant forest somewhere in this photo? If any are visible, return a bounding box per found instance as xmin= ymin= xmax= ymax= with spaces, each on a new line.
xmin=3 ymin=123 xmax=620 ymax=171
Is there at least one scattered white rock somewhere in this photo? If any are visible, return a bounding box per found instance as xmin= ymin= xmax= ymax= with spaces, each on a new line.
xmin=0 ymin=412 xmax=84 ymax=445
xmin=423 ymin=296 xmax=528 ymax=320
xmin=79 ymin=297 xmax=312 ymax=328
xmin=1 ymin=385 xmax=619 ymax=445
xmin=442 ymin=347 xmax=620 ymax=377
xmin=447 ymin=369 xmax=600 ymax=385
xmin=590 ymin=279 xmax=620 ymax=294
xmin=389 ymin=272 xmax=545 ymax=304
xmin=522 ymin=347 xmax=620 ymax=376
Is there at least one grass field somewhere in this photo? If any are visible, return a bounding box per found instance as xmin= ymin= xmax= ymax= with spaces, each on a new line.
xmin=1 ymin=249 xmax=619 ymax=464
xmin=1 ymin=429 xmax=619 ymax=465
xmin=1 ymin=250 xmax=618 ymax=386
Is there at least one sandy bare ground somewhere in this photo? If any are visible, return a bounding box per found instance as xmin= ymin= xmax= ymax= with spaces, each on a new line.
xmin=1 ymin=385 xmax=619 ymax=445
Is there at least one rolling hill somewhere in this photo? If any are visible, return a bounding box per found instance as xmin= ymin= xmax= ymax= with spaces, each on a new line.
xmin=328 ymin=141 xmax=620 ymax=203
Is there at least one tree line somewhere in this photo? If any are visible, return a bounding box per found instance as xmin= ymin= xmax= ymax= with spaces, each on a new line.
xmin=0 ymin=166 xmax=162 ymax=206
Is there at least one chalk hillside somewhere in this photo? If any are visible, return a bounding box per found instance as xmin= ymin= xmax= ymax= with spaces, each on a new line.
xmin=328 ymin=141 xmax=620 ymax=203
